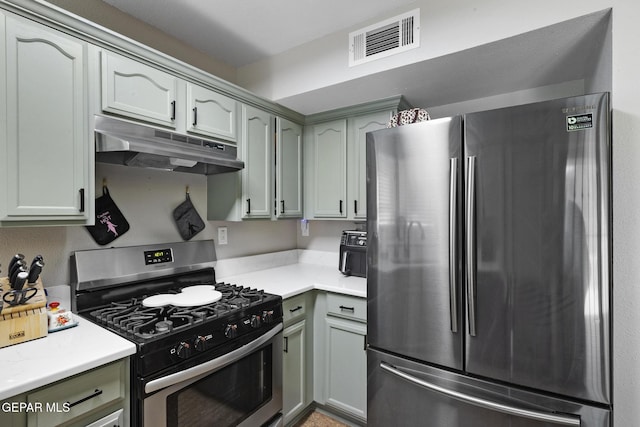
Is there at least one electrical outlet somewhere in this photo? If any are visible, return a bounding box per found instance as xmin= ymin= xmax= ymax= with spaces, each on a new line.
xmin=217 ymin=226 xmax=228 ymax=245
xmin=300 ymin=219 xmax=309 ymax=237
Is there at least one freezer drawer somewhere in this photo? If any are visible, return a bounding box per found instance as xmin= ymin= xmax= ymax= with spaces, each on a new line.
xmin=368 ymin=348 xmax=610 ymax=427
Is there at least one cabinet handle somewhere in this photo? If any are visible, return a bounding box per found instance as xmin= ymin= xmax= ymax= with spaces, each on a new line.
xmin=339 ymin=305 xmax=355 ymax=312
xmin=284 ymin=336 xmax=289 ymax=353
xmin=281 ymin=200 xmax=285 ymax=214
xmin=354 ymin=200 xmax=358 ymax=215
xmin=246 ymin=198 xmax=251 ymax=214
xmin=339 ymin=200 xmax=343 ymax=214
xmin=171 ymin=101 xmax=176 ymax=121
xmin=289 ymin=306 xmax=303 ymax=313
xmin=193 ymin=107 xmax=198 ymax=126
xmin=66 ymin=388 xmax=103 ymax=408
xmin=79 ymin=188 xmax=85 ymax=212
xmin=364 ymin=334 xmax=368 ymax=351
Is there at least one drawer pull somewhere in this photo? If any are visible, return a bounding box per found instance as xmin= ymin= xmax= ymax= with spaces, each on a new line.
xmin=339 ymin=305 xmax=355 ymax=312
xmin=67 ymin=388 xmax=103 ymax=408
xmin=289 ymin=306 xmax=303 ymax=313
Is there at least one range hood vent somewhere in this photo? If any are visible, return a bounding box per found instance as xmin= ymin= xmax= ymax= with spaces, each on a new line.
xmin=94 ymin=115 xmax=244 ymax=175
xmin=349 ymin=9 xmax=420 ymax=67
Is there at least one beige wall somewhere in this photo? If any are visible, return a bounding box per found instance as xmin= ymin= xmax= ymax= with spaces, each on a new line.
xmin=45 ymin=0 xmax=237 ymax=83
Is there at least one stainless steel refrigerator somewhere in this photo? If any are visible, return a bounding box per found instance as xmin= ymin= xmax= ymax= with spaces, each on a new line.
xmin=366 ymin=93 xmax=611 ymax=426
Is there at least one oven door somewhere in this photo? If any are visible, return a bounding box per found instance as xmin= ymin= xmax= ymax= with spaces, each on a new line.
xmin=143 ymin=323 xmax=283 ymax=427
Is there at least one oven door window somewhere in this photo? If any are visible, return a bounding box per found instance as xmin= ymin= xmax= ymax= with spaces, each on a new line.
xmin=166 ymin=345 xmax=273 ymax=427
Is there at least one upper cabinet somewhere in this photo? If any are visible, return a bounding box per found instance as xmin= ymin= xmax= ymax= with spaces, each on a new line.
xmin=348 ymin=111 xmax=390 ymax=220
xmin=207 ymin=107 xmax=303 ymax=221
xmin=0 ymin=12 xmax=93 ymax=225
xmin=304 ymin=99 xmax=405 ymax=221
xmin=101 ymin=51 xmax=239 ymax=143
xmin=101 ymin=50 xmax=178 ymax=128
xmin=309 ymin=120 xmax=347 ymax=218
xmin=186 ymin=83 xmax=238 ymax=142
xmin=276 ymin=118 xmax=303 ymax=219
xmin=242 ymin=105 xmax=273 ymax=219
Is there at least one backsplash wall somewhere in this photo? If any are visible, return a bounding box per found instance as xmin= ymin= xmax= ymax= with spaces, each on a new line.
xmin=0 ymin=163 xmax=298 ymax=287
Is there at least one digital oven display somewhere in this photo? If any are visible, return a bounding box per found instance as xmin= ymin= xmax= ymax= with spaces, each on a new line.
xmin=144 ymin=248 xmax=174 ymax=265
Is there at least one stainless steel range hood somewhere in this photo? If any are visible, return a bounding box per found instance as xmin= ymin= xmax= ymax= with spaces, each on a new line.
xmin=94 ymin=115 xmax=244 ymax=175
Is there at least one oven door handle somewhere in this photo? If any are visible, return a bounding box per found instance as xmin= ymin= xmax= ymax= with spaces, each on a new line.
xmin=145 ymin=323 xmax=283 ymax=394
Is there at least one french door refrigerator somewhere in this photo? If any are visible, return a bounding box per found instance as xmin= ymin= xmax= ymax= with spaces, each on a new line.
xmin=366 ymin=93 xmax=611 ymax=426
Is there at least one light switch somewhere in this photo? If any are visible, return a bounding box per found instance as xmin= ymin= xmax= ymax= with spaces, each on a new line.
xmin=217 ymin=226 xmax=228 ymax=245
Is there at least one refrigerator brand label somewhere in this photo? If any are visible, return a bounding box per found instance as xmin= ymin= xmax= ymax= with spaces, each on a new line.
xmin=566 ymin=113 xmax=593 ymax=131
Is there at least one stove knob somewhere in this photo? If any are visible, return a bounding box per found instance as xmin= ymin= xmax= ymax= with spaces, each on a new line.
xmin=250 ymin=314 xmax=262 ymax=328
xmin=225 ymin=324 xmax=238 ymax=339
xmin=175 ymin=342 xmax=192 ymax=359
xmin=262 ymin=310 xmax=274 ymax=324
xmin=194 ymin=334 xmax=213 ymax=352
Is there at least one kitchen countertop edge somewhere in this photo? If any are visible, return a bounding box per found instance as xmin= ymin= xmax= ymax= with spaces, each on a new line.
xmin=0 ymin=318 xmax=136 ymax=401
xmin=220 ymin=263 xmax=367 ymax=300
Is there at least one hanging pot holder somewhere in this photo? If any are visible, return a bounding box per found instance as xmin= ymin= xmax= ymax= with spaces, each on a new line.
xmin=86 ymin=186 xmax=130 ymax=245
xmin=173 ymin=190 xmax=205 ymax=241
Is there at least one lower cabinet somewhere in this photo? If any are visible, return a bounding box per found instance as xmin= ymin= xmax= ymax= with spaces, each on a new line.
xmin=283 ymin=320 xmax=306 ymax=423
xmin=282 ymin=291 xmax=367 ymax=425
xmin=312 ymin=292 xmax=367 ymax=424
xmin=0 ymin=358 xmax=129 ymax=427
xmin=323 ymin=317 xmax=367 ymax=420
xmin=283 ymin=293 xmax=313 ymax=425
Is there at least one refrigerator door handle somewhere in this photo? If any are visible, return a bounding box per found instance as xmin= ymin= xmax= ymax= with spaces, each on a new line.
xmin=380 ymin=362 xmax=580 ymax=426
xmin=449 ymin=157 xmax=459 ymax=333
xmin=466 ymin=156 xmax=477 ymax=336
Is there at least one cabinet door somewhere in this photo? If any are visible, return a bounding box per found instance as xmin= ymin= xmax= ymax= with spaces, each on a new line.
xmin=283 ymin=320 xmax=306 ymax=424
xmin=1 ymin=14 xmax=90 ymax=222
xmin=242 ymin=105 xmax=272 ymax=219
xmin=101 ymin=50 xmax=178 ymax=127
xmin=186 ymin=83 xmax=237 ymax=142
xmin=348 ymin=111 xmax=390 ymax=220
xmin=312 ymin=120 xmax=347 ymax=218
xmin=276 ymin=117 xmax=302 ymax=218
xmin=324 ymin=317 xmax=367 ymax=420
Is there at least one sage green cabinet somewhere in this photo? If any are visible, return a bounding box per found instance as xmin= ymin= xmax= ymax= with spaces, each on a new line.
xmin=324 ymin=317 xmax=367 ymax=420
xmin=0 ymin=359 xmax=129 ymax=427
xmin=186 ymin=82 xmax=238 ymax=142
xmin=101 ymin=50 xmax=178 ymax=128
xmin=276 ymin=117 xmax=303 ymax=219
xmin=305 ymin=105 xmax=399 ymax=220
xmin=309 ymin=120 xmax=347 ymax=218
xmin=283 ymin=293 xmax=313 ymax=425
xmin=101 ymin=51 xmax=239 ymax=144
xmin=242 ymin=105 xmax=273 ymax=219
xmin=347 ymin=111 xmax=390 ymax=220
xmin=0 ymin=11 xmax=93 ymax=225
xmin=208 ymin=107 xmax=303 ymax=221
xmin=314 ymin=292 xmax=367 ymax=423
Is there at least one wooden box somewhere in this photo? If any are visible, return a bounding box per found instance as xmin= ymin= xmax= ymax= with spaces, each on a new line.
xmin=0 ymin=277 xmax=48 ymax=348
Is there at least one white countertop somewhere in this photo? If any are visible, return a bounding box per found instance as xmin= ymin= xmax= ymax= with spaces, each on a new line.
xmin=0 ymin=316 xmax=136 ymax=401
xmin=220 ymin=263 xmax=367 ymax=299
xmin=0 ymin=251 xmax=362 ymax=401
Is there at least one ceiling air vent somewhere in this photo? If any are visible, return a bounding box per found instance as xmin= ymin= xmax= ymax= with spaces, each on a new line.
xmin=349 ymin=9 xmax=420 ymax=67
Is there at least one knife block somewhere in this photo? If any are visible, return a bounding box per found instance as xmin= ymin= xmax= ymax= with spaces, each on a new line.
xmin=0 ymin=277 xmax=48 ymax=348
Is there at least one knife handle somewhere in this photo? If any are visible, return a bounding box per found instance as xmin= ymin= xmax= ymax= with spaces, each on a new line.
xmin=9 ymin=260 xmax=26 ymax=284
xmin=27 ymin=261 xmax=44 ymax=284
xmin=7 ymin=253 xmax=24 ymax=274
xmin=13 ymin=271 xmax=28 ymax=291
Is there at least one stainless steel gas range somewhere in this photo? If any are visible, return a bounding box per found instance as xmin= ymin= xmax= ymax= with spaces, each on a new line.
xmin=70 ymin=240 xmax=283 ymax=427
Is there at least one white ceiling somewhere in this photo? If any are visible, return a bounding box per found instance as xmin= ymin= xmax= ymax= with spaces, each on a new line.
xmin=101 ymin=0 xmax=415 ymax=67
xmin=99 ymin=1 xmax=609 ymax=116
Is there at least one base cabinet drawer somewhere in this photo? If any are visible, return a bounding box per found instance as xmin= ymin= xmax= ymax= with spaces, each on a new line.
xmin=26 ymin=360 xmax=127 ymax=427
xmin=326 ymin=293 xmax=366 ymax=322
